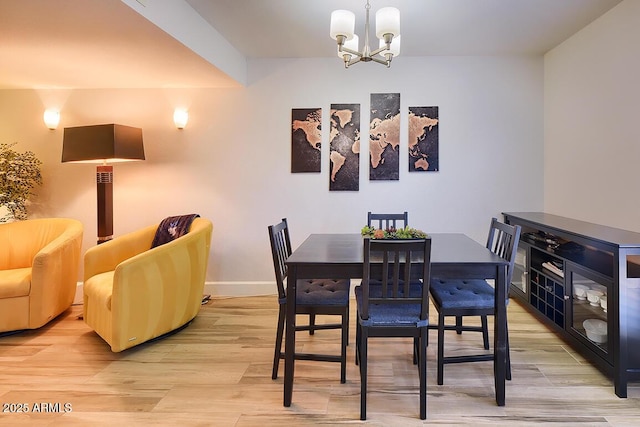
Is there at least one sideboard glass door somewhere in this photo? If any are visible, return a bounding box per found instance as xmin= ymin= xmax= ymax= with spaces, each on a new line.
xmin=511 ymin=244 xmax=528 ymax=295
xmin=567 ymin=263 xmax=612 ymax=362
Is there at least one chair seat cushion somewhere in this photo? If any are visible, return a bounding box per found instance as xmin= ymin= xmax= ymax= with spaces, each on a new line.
xmin=355 ymin=285 xmax=426 ymax=327
xmin=430 ymin=279 xmax=494 ymax=310
xmin=296 ymin=279 xmax=350 ymax=306
xmin=83 ymin=271 xmax=115 ymax=311
xmin=0 ymin=268 xmax=31 ymax=298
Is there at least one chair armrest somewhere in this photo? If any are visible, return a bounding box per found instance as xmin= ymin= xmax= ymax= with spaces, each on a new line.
xmin=29 ymin=220 xmax=83 ymax=323
xmin=83 ymin=224 xmax=157 ymax=281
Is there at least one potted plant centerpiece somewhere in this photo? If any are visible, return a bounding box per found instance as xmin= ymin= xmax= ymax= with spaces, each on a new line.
xmin=0 ymin=142 xmax=42 ymax=223
xmin=361 ymin=225 xmax=428 ymax=239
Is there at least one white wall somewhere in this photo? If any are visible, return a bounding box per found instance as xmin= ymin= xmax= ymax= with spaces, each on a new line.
xmin=544 ymin=0 xmax=640 ymax=232
xmin=0 ymin=55 xmax=544 ymax=294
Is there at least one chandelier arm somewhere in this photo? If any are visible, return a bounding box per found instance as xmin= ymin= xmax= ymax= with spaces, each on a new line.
xmin=347 ymin=56 xmax=363 ymax=67
xmin=370 ymin=45 xmax=390 ymax=57
xmin=369 ymin=56 xmax=389 ymax=66
xmin=339 ymin=46 xmax=364 ymax=58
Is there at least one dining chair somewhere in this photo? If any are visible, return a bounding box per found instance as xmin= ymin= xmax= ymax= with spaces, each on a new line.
xmin=356 ymin=237 xmax=432 ymax=420
xmin=429 ymin=218 xmax=521 ymax=385
xmin=267 ymin=218 xmax=350 ymax=383
xmin=366 ymin=211 xmax=426 ymax=364
xmin=367 ymin=211 xmax=408 ymax=230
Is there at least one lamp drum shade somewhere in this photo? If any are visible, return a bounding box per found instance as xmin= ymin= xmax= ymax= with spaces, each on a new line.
xmin=375 ymin=7 xmax=400 ymax=39
xmin=330 ymin=10 xmax=355 ymax=40
xmin=62 ymin=124 xmax=145 ymax=163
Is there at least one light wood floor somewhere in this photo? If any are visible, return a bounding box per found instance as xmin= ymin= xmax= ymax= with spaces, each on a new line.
xmin=1 ymin=295 xmax=639 ymax=426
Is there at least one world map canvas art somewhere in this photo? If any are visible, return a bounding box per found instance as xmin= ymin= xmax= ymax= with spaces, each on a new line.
xmin=369 ymin=93 xmax=400 ymax=180
xmin=291 ymin=108 xmax=322 ymax=173
xmin=329 ymin=104 xmax=360 ymax=191
xmin=408 ymin=106 xmax=439 ymax=172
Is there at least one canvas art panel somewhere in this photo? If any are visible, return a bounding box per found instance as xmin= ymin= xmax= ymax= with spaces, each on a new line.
xmin=329 ymin=104 xmax=360 ymax=191
xmin=408 ymin=106 xmax=439 ymax=172
xmin=291 ymin=108 xmax=322 ymax=173
xmin=369 ymin=93 xmax=400 ymax=180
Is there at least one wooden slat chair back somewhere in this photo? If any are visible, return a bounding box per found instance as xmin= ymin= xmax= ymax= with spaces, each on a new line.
xmin=367 ymin=211 xmax=408 ymax=230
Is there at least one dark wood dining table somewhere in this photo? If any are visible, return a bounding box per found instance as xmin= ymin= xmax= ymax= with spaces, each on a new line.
xmin=283 ymin=233 xmax=509 ymax=407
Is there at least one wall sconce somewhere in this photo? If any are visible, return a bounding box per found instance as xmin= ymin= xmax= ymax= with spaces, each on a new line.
xmin=43 ymin=109 xmax=60 ymax=130
xmin=173 ymin=109 xmax=188 ymax=129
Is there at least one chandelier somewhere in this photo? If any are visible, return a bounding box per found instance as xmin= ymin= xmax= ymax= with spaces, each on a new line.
xmin=330 ymin=0 xmax=400 ymax=68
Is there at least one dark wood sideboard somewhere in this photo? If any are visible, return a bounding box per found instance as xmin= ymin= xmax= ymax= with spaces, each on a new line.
xmin=503 ymin=212 xmax=640 ymax=397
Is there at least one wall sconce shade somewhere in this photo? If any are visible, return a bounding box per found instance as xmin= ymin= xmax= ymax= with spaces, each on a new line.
xmin=43 ymin=110 xmax=60 ymax=129
xmin=62 ymin=124 xmax=145 ymax=244
xmin=173 ymin=109 xmax=189 ymax=129
xmin=62 ymin=124 xmax=145 ymax=163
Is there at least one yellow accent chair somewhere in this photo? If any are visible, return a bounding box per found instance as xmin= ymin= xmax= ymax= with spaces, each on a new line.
xmin=0 ymin=218 xmax=84 ymax=333
xmin=83 ymin=217 xmax=213 ymax=352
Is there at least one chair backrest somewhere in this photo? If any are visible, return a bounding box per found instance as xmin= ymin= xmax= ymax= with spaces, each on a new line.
xmin=268 ymin=218 xmax=292 ymax=300
xmin=486 ymin=217 xmax=522 ymax=285
xmin=360 ymin=238 xmax=432 ymax=321
xmin=0 ymin=218 xmax=83 ymax=270
xmin=367 ymin=211 xmax=409 ymax=230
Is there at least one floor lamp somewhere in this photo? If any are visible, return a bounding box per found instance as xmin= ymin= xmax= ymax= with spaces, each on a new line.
xmin=62 ymin=124 xmax=145 ymax=245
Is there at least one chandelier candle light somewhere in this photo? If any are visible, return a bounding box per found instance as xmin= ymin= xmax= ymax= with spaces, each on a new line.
xmin=330 ymin=0 xmax=400 ymax=68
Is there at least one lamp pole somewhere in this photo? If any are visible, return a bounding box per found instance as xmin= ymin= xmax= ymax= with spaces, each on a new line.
xmin=96 ymin=164 xmax=113 ymax=244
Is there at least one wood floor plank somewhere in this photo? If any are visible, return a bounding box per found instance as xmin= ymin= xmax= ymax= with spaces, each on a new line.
xmin=0 ymin=296 xmax=639 ymax=425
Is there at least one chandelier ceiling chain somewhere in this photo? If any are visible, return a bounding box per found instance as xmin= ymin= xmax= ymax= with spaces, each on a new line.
xmin=330 ymin=0 xmax=401 ymax=68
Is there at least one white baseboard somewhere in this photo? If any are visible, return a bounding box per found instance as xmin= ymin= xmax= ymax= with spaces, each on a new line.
xmin=73 ymin=283 xmax=83 ymax=305
xmin=73 ymin=281 xmax=276 ymax=304
xmin=203 ymin=281 xmax=274 ymax=297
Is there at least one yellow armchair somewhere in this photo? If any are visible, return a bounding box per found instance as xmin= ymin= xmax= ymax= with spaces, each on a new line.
xmin=0 ymin=218 xmax=83 ymax=333
xmin=83 ymin=217 xmax=213 ymax=352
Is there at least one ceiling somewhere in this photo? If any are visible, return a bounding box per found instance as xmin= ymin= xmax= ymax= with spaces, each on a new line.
xmin=0 ymin=0 xmax=623 ymax=89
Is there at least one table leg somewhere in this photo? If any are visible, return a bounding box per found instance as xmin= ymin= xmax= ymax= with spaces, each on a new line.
xmin=284 ymin=264 xmax=297 ymax=407
xmin=494 ymin=263 xmax=507 ymax=406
